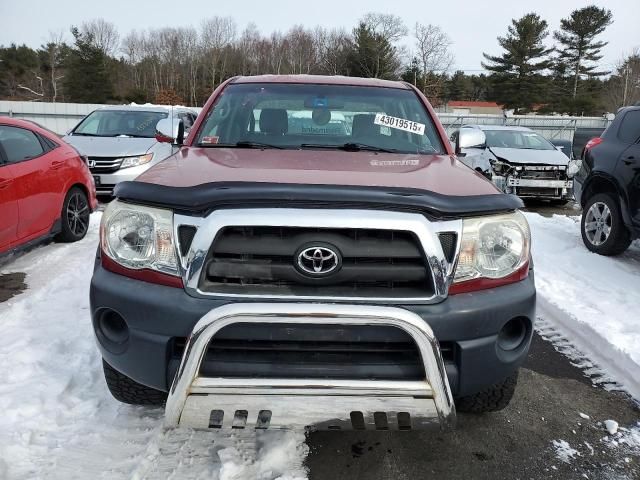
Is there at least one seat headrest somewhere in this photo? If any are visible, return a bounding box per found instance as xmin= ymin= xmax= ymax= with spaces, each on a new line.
xmin=259 ymin=109 xmax=288 ymax=135
xmin=351 ymin=114 xmax=380 ymax=138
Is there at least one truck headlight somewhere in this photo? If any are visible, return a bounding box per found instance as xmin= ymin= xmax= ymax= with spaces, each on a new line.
xmin=120 ymin=153 xmax=153 ymax=169
xmin=100 ymin=200 xmax=178 ymax=275
xmin=453 ymin=211 xmax=530 ymax=283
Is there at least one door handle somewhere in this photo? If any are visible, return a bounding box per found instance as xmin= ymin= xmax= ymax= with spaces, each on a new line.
xmin=50 ymin=160 xmax=65 ymax=170
xmin=623 ymin=156 xmax=636 ymax=166
xmin=0 ymin=178 xmax=12 ymax=190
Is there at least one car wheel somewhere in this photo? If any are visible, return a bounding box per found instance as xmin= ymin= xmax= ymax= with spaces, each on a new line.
xmin=56 ymin=187 xmax=90 ymax=243
xmin=103 ymin=360 xmax=167 ymax=406
xmin=581 ymin=193 xmax=631 ymax=256
xmin=455 ymin=370 xmax=518 ymax=413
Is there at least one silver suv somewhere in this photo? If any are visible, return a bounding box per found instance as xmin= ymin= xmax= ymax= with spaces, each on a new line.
xmin=64 ymin=105 xmax=197 ymax=195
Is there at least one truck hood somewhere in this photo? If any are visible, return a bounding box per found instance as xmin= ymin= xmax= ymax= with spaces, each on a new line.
xmin=62 ymin=135 xmax=155 ymax=157
xmin=490 ymin=147 xmax=569 ymax=166
xmin=135 ymin=147 xmax=500 ymax=197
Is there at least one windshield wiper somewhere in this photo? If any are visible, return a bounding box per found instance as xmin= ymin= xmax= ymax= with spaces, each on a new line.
xmin=71 ymin=132 xmax=101 ymax=137
xmin=198 ymin=140 xmax=285 ymax=149
xmin=112 ymin=134 xmax=152 ymax=138
xmin=300 ymin=142 xmax=397 ymax=153
xmin=232 ymin=141 xmax=285 ymax=149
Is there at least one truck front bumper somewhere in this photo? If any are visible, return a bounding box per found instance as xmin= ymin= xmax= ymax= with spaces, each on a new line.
xmin=503 ymin=176 xmax=573 ymax=200
xmin=90 ymin=260 xmax=536 ymax=405
xmin=166 ymin=303 xmax=455 ymax=430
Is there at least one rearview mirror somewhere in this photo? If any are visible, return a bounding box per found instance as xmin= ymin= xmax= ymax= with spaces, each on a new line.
xmin=456 ymin=128 xmax=486 ymax=154
xmin=155 ymin=118 xmax=184 ymax=145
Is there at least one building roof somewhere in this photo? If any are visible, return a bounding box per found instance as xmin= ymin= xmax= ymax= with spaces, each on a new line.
xmin=448 ymin=100 xmax=501 ymax=108
xmin=232 ymin=74 xmax=411 ymax=90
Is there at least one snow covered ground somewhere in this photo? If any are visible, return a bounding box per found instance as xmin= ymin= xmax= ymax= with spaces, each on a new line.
xmin=0 ymin=214 xmax=308 ymax=480
xmin=0 ymin=210 xmax=638 ymax=479
xmin=524 ymin=212 xmax=640 ymax=397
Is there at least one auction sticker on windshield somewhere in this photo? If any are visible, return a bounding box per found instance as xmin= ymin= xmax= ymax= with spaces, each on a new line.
xmin=374 ymin=113 xmax=425 ymax=135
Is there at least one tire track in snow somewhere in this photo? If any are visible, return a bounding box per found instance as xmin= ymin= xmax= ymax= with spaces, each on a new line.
xmin=536 ymin=296 xmax=640 ymax=402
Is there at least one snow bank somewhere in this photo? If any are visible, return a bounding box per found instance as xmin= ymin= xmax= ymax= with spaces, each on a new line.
xmin=525 ymin=213 xmax=640 ymax=387
xmin=0 ymin=214 xmax=308 ymax=479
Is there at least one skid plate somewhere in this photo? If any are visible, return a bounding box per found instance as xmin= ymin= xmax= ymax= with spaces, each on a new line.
xmin=181 ymin=395 xmax=439 ymax=430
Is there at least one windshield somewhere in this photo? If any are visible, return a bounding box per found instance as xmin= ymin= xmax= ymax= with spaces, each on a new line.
xmin=484 ymin=129 xmax=556 ymax=150
xmin=73 ymin=110 xmax=168 ymax=138
xmin=195 ymin=83 xmax=445 ymax=154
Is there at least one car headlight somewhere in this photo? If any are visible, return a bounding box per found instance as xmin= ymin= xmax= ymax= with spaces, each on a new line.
xmin=453 ymin=211 xmax=530 ymax=283
xmin=120 ymin=153 xmax=153 ymax=169
xmin=567 ymin=159 xmax=581 ymax=178
xmin=100 ymin=200 xmax=178 ymax=275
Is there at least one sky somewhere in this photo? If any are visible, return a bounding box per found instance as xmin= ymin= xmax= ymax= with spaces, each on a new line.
xmin=0 ymin=0 xmax=638 ymax=74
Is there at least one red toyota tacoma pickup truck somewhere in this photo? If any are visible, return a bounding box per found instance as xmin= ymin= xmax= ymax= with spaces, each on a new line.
xmin=91 ymin=75 xmax=535 ymax=431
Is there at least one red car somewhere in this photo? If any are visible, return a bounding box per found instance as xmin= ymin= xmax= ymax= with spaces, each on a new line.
xmin=0 ymin=117 xmax=97 ymax=255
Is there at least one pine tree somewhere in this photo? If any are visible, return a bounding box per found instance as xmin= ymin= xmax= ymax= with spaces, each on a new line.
xmin=64 ymin=27 xmax=114 ymax=103
xmin=554 ymin=6 xmax=613 ymax=99
xmin=482 ymin=13 xmax=553 ymax=113
xmin=347 ymin=22 xmax=401 ymax=80
xmin=447 ymin=71 xmax=473 ymax=101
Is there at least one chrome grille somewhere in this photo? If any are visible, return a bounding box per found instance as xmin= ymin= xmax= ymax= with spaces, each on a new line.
xmin=87 ymin=156 xmax=123 ymax=173
xmin=199 ymin=226 xmax=433 ymax=298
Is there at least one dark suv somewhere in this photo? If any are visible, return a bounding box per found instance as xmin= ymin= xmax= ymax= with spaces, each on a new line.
xmin=575 ymin=106 xmax=640 ymax=255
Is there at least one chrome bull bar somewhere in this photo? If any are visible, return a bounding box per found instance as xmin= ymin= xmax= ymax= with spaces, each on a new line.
xmin=165 ymin=303 xmax=456 ymax=431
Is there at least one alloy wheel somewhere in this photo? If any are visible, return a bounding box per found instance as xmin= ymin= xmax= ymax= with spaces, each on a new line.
xmin=584 ymin=201 xmax=612 ymax=246
xmin=66 ymin=192 xmax=90 ymax=237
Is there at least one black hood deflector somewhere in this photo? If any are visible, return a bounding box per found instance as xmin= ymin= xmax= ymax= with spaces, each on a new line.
xmin=114 ymin=181 xmax=523 ymax=218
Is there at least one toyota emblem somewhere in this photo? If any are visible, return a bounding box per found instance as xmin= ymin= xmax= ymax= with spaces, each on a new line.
xmin=296 ymin=245 xmax=341 ymax=277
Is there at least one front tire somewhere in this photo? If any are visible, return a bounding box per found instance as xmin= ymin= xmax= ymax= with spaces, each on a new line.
xmin=103 ymin=360 xmax=167 ymax=406
xmin=56 ymin=187 xmax=90 ymax=243
xmin=455 ymin=370 xmax=518 ymax=413
xmin=581 ymin=193 xmax=631 ymax=256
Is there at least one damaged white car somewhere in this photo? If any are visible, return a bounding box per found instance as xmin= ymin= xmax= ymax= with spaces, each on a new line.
xmin=452 ymin=125 xmax=579 ymax=203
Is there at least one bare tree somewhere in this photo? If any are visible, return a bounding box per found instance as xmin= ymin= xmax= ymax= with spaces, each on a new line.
xmin=121 ymin=30 xmax=144 ymax=90
xmin=604 ymin=48 xmax=640 ymax=111
xmin=81 ymin=19 xmax=120 ymax=56
xmin=237 ymin=23 xmax=261 ymax=75
xmin=42 ymin=31 xmax=67 ymax=102
xmin=284 ymin=26 xmax=317 ymax=74
xmin=18 ymin=74 xmax=45 ymax=100
xmin=413 ymin=23 xmax=454 ymax=93
xmin=201 ymin=16 xmax=236 ymax=88
xmin=182 ymin=27 xmax=200 ymax=106
xmin=315 ymin=27 xmax=352 ymax=75
xmin=362 ymin=13 xmax=408 ymax=43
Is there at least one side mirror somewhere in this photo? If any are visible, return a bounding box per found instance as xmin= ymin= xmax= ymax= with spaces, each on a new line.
xmin=155 ymin=118 xmax=184 ymax=145
xmin=456 ymin=128 xmax=486 ymax=155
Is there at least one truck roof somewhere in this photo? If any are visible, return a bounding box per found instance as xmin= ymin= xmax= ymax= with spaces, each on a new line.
xmin=231 ymin=74 xmax=412 ymax=90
